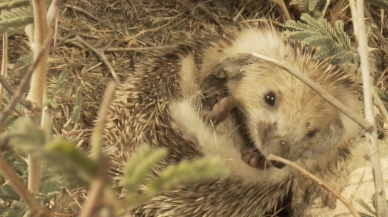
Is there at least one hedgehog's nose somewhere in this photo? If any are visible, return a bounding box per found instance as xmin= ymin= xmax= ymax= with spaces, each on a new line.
xmin=267 ymin=140 xmax=288 ymax=169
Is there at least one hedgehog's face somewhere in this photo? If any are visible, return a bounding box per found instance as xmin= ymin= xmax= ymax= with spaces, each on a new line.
xmin=213 ymin=54 xmax=360 ymax=169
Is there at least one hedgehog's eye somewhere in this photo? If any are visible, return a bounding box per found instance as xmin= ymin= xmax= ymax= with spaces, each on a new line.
xmin=264 ymin=91 xmax=276 ymax=106
xmin=307 ymin=130 xmax=318 ymax=138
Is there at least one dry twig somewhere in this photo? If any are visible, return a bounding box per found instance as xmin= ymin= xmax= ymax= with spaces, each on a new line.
xmin=364 ymin=7 xmax=388 ymax=52
xmin=74 ymin=35 xmax=120 ymax=84
xmin=274 ymin=0 xmax=291 ymax=20
xmin=321 ymin=0 xmax=331 ymax=18
xmin=251 ymin=52 xmax=373 ymax=132
xmin=267 ymin=154 xmax=361 ymax=217
xmin=0 ymin=33 xmax=8 ymax=110
xmin=349 ymin=0 xmax=359 ymax=43
xmin=105 ymin=45 xmax=176 ymax=52
xmin=47 ymin=0 xmax=62 ymax=56
xmin=63 ymin=4 xmax=126 ymax=37
xmin=355 ymin=1 xmax=388 ymax=216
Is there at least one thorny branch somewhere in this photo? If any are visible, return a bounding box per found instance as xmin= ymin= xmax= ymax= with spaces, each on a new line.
xmin=0 ymin=37 xmax=53 ymax=128
xmin=355 ymin=1 xmax=388 ymax=216
xmin=267 ymin=154 xmax=361 ymax=217
xmin=251 ymin=52 xmax=373 ymax=132
xmin=362 ymin=5 xmax=388 ymax=129
xmin=26 ymin=0 xmax=62 ymax=195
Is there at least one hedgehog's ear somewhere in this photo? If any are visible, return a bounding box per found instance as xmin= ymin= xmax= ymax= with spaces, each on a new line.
xmin=212 ymin=53 xmax=257 ymax=79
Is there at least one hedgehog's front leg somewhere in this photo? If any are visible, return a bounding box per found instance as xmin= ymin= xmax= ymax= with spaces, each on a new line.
xmin=202 ymin=91 xmax=236 ymax=125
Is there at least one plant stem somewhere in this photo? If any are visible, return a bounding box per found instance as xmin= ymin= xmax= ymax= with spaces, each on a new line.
xmin=356 ymin=1 xmax=388 ymax=216
xmin=0 ymin=37 xmax=52 ymax=126
xmin=26 ymin=0 xmax=51 ymax=194
xmin=0 ymin=33 xmax=8 ymax=111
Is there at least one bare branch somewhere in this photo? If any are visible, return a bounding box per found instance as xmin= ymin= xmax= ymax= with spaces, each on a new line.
xmin=355 ymin=1 xmax=388 ymax=216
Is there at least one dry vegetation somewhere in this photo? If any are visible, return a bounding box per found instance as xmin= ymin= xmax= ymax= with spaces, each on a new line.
xmin=2 ymin=0 xmax=388 ymax=216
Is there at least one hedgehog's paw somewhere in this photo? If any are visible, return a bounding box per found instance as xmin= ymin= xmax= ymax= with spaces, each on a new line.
xmin=241 ymin=147 xmax=268 ymax=169
xmin=202 ymin=95 xmax=236 ymax=125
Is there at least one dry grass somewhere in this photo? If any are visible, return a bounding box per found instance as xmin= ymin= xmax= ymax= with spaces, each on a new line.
xmin=2 ymin=0 xmax=388 ymax=216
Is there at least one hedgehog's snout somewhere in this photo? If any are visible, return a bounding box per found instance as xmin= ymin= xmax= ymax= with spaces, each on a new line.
xmin=263 ymin=139 xmax=290 ymax=169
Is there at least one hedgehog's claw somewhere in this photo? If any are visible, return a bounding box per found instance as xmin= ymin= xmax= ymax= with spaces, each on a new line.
xmin=241 ymin=147 xmax=268 ymax=170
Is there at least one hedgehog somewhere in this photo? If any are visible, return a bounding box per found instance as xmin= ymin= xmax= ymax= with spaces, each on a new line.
xmin=102 ymin=23 xmax=362 ymax=217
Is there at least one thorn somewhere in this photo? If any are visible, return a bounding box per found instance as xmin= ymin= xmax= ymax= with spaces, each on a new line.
xmin=368 ymin=47 xmax=380 ymax=53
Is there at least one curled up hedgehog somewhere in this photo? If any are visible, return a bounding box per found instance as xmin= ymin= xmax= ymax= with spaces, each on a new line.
xmin=102 ymin=23 xmax=362 ymax=217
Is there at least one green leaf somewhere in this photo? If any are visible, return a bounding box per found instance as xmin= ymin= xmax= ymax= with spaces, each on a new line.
xmin=145 ymin=156 xmax=228 ymax=196
xmin=0 ymin=185 xmax=19 ymax=201
xmin=356 ymin=197 xmax=377 ymax=216
xmin=0 ymin=0 xmax=30 ymax=9
xmin=285 ymin=20 xmax=309 ymax=31
xmin=374 ymin=86 xmax=388 ymax=102
xmin=13 ymin=54 xmax=33 ymax=73
xmin=285 ymin=30 xmax=317 ymax=41
xmin=308 ymin=0 xmax=319 ymax=11
xmin=284 ymin=13 xmax=359 ymax=69
xmin=123 ymin=144 xmax=167 ymax=194
xmin=1 ymin=117 xmax=46 ymax=156
xmin=4 ymin=115 xmax=19 ymax=129
xmin=0 ymin=8 xmax=33 ymax=35
xmin=0 ymin=201 xmax=27 ymax=217
xmin=71 ymin=88 xmax=82 ymax=124
xmin=45 ymin=139 xmax=99 ymax=185
xmin=43 ymin=98 xmax=58 ymax=108
xmin=38 ymin=177 xmax=66 ymax=200
xmin=304 ymin=35 xmax=334 ymax=47
xmin=313 ymin=44 xmax=344 ymax=60
xmin=329 ymin=51 xmax=354 ymax=65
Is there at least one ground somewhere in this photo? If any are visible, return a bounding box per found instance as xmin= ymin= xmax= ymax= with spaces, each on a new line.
xmin=308 ymin=138 xmax=388 ymax=216
xmin=2 ymin=0 xmax=388 ymax=216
